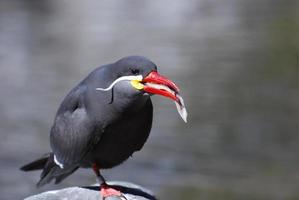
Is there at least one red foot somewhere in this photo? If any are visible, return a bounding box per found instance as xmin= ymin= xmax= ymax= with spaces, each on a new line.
xmin=100 ymin=184 xmax=122 ymax=199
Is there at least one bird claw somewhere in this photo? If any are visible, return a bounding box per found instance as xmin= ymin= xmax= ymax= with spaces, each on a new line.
xmin=101 ymin=184 xmax=127 ymax=200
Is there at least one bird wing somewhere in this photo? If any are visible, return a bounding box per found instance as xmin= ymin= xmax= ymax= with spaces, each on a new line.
xmin=50 ymin=85 xmax=102 ymax=167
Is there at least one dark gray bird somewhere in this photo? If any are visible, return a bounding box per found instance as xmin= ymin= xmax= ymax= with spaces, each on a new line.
xmin=21 ymin=56 xmax=187 ymax=198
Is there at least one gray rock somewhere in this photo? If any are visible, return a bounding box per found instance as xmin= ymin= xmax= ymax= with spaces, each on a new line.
xmin=24 ymin=181 xmax=156 ymax=200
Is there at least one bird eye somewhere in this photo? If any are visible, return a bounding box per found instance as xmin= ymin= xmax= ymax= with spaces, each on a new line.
xmin=131 ymin=69 xmax=140 ymax=75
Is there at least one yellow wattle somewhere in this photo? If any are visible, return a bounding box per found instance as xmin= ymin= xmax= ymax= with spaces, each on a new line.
xmin=130 ymin=80 xmax=144 ymax=90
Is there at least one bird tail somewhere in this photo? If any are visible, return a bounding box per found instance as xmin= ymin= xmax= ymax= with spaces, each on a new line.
xmin=20 ymin=153 xmax=50 ymax=171
xmin=20 ymin=153 xmax=78 ymax=187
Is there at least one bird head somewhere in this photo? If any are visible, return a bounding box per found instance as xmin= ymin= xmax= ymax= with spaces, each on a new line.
xmin=96 ymin=56 xmax=187 ymax=122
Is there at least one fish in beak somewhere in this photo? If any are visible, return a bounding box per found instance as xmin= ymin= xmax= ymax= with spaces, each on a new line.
xmin=131 ymin=71 xmax=188 ymax=123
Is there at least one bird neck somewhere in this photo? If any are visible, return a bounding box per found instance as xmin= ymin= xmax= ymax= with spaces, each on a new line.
xmin=112 ymin=93 xmax=150 ymax=115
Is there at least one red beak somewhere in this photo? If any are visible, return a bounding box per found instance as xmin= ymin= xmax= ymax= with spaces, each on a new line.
xmin=142 ymin=71 xmax=180 ymax=102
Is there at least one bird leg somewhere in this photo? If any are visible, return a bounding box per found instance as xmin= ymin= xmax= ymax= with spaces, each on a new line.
xmin=92 ymin=163 xmax=106 ymax=184
xmin=92 ymin=164 xmax=124 ymax=199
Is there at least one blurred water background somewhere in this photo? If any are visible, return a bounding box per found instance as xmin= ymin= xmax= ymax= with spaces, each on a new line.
xmin=1 ymin=0 xmax=299 ymax=199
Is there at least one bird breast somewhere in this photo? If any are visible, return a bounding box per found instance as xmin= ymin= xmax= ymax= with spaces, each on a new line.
xmin=86 ymin=99 xmax=153 ymax=169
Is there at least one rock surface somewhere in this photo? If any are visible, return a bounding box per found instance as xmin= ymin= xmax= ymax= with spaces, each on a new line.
xmin=24 ymin=181 xmax=156 ymax=200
